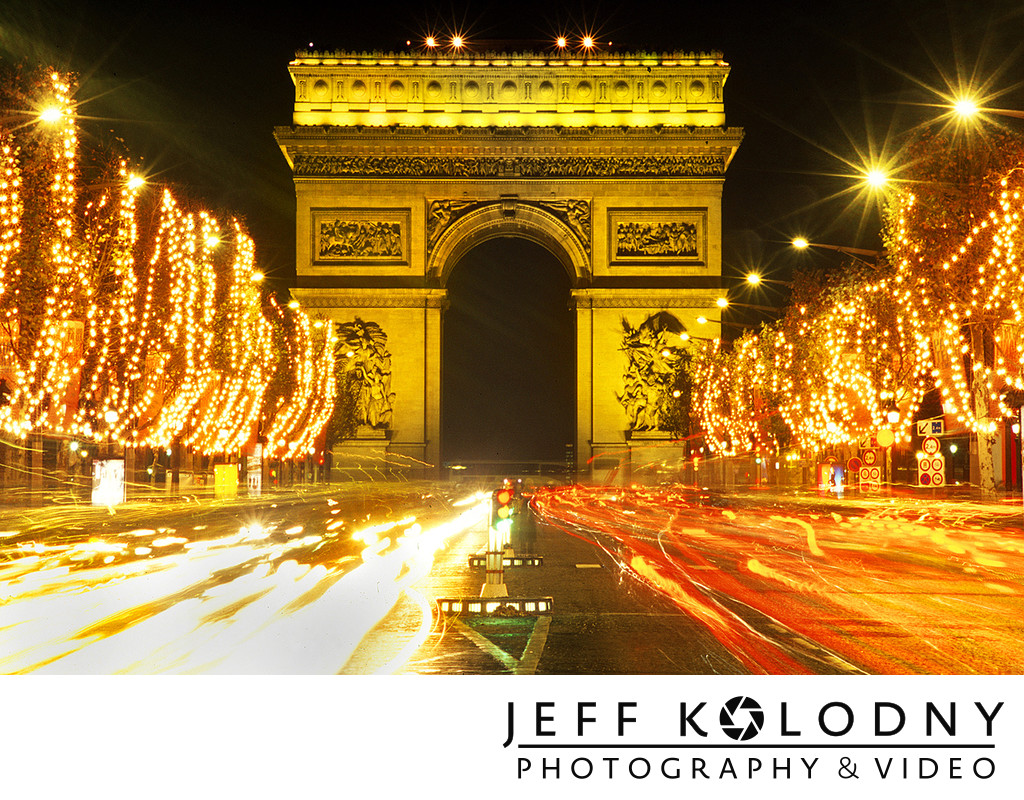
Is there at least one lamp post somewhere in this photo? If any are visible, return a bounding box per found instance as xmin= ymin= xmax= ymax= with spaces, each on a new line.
xmin=103 ymin=409 xmax=119 ymax=459
xmin=885 ymin=404 xmax=900 ymax=488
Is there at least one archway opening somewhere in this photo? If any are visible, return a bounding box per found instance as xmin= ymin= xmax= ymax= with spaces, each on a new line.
xmin=442 ymin=237 xmax=573 ymax=467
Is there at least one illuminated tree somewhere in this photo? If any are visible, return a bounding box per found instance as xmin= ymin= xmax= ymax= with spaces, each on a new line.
xmin=0 ymin=67 xmax=337 ymax=468
xmin=883 ymin=127 xmax=1024 ymax=490
xmin=691 ymin=263 xmax=929 ymax=459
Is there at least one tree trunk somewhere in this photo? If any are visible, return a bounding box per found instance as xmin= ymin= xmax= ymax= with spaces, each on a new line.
xmin=973 ymin=380 xmax=997 ymax=494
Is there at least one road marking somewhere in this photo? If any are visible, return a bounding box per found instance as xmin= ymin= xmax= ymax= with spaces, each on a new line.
xmin=515 ymin=616 xmax=551 ymax=675
xmin=452 ymin=616 xmax=551 ymax=674
xmin=452 ymin=620 xmax=519 ymax=671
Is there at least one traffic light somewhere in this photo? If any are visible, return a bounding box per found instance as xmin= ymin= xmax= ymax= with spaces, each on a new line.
xmin=491 ymin=484 xmax=515 ymax=529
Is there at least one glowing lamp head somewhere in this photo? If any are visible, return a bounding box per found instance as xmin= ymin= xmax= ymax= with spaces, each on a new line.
xmin=716 ymin=297 xmax=729 ymax=308
xmin=451 ymin=35 xmax=464 ymax=49
xmin=582 ymin=35 xmax=595 ymax=49
xmin=746 ymin=272 xmax=762 ymax=285
xmin=556 ymin=36 xmax=568 ymax=48
xmin=425 ymin=36 xmax=437 ymax=48
xmin=127 ymin=174 xmax=145 ymax=191
xmin=103 ymin=409 xmax=119 ymax=425
xmin=39 ymin=107 xmax=62 ymax=123
xmin=953 ymin=97 xmax=978 ymax=119
xmin=792 ymin=237 xmax=809 ymax=250
xmin=865 ymin=169 xmax=888 ymax=188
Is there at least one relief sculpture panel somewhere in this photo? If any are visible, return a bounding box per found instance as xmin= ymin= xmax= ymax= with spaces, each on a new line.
xmin=312 ymin=208 xmax=409 ymax=265
xmin=608 ymin=208 xmax=706 ymax=265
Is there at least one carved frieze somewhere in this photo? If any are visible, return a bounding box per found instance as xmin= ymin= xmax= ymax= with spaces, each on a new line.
xmin=293 ymin=154 xmax=726 ymax=179
xmin=312 ymin=208 xmax=410 ymax=265
xmin=426 ymin=198 xmax=592 ymax=256
xmin=608 ymin=208 xmax=707 ymax=265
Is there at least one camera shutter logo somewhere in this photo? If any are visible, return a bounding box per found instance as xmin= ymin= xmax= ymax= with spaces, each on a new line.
xmin=720 ymin=696 xmax=764 ymax=741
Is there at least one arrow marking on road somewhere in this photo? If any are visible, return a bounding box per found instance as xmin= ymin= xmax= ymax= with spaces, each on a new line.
xmin=452 ymin=616 xmax=551 ymax=675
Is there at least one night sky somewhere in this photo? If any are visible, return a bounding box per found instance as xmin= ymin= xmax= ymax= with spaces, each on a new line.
xmin=2 ymin=0 xmax=1023 ymax=459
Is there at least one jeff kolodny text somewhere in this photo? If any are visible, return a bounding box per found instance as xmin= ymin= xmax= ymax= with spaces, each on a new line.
xmin=504 ymin=695 xmax=1004 ymax=783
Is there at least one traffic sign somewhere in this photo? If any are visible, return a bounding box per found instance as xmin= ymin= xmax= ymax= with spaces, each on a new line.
xmin=917 ymin=419 xmax=945 ymax=437
xmin=918 ymin=453 xmax=945 ymax=487
xmin=848 ymin=457 xmax=862 ymax=472
xmin=922 ymin=436 xmax=941 ymax=456
xmin=860 ymin=464 xmax=882 ymax=491
xmin=876 ymin=428 xmax=895 ymax=448
xmin=861 ymin=448 xmax=878 ymax=467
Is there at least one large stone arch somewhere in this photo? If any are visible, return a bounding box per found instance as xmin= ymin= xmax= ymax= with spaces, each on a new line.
xmin=427 ymin=201 xmax=591 ymax=287
xmin=277 ymin=49 xmax=743 ymax=480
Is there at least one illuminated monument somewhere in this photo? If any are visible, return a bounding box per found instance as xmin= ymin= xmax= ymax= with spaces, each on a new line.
xmin=275 ymin=49 xmax=743 ymax=478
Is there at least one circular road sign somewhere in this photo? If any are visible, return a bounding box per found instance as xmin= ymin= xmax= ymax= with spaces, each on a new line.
xmin=877 ymin=428 xmax=896 ymax=448
xmin=922 ymin=436 xmax=940 ymax=456
xmin=848 ymin=457 xmax=862 ymax=471
xmin=862 ymin=449 xmax=878 ymax=466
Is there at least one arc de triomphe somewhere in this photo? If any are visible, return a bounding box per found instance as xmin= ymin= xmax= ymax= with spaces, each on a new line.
xmin=275 ymin=49 xmax=743 ymax=479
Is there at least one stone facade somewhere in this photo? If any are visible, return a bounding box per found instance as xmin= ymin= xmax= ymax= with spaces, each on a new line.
xmin=275 ymin=49 xmax=743 ymax=479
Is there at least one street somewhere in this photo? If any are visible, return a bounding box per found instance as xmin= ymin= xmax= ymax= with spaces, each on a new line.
xmin=2 ymin=483 xmax=1023 ymax=674
xmin=0 ymin=486 xmax=488 ymax=673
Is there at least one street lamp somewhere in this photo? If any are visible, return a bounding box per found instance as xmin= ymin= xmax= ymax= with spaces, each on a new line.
xmin=952 ymin=96 xmax=979 ymax=120
xmin=864 ymin=168 xmax=888 ymax=188
xmin=791 ymin=238 xmax=880 ymax=259
xmin=790 ymin=237 xmax=882 ymax=268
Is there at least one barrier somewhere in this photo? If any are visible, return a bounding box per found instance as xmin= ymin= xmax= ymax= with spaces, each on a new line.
xmin=435 ymin=597 xmax=554 ymax=615
xmin=468 ymin=555 xmax=544 ymax=567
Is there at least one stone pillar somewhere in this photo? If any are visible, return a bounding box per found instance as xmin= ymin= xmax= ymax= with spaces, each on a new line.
xmin=574 ymin=292 xmax=594 ymax=482
xmin=424 ymin=296 xmax=444 ymax=477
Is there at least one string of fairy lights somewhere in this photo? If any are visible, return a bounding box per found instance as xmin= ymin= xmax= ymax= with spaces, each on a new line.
xmin=693 ymin=276 xmax=934 ymax=458
xmin=693 ymin=160 xmax=1024 ymax=459
xmin=0 ymin=71 xmax=335 ymax=460
xmin=888 ymin=172 xmax=1024 ymax=438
